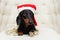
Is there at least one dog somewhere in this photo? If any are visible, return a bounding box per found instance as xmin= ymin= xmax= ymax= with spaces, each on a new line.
xmin=16 ymin=9 xmax=38 ymax=36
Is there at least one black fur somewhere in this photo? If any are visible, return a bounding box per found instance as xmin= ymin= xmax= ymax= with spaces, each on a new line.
xmin=16 ymin=9 xmax=36 ymax=35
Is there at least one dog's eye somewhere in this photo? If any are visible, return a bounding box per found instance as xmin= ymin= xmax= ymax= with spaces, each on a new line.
xmin=23 ymin=14 xmax=26 ymax=16
xmin=22 ymin=14 xmax=27 ymax=19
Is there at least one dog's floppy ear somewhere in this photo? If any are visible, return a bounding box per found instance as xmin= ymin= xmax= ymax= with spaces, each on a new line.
xmin=16 ymin=13 xmax=21 ymax=25
xmin=16 ymin=11 xmax=24 ymax=25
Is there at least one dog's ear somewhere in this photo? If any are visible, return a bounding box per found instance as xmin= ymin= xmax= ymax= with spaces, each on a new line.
xmin=16 ymin=14 xmax=21 ymax=25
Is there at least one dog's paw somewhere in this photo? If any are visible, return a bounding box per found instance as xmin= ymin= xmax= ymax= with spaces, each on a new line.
xmin=29 ymin=32 xmax=34 ymax=37
xmin=34 ymin=30 xmax=39 ymax=35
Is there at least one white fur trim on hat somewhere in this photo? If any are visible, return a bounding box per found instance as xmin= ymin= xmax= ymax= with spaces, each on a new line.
xmin=18 ymin=7 xmax=36 ymax=14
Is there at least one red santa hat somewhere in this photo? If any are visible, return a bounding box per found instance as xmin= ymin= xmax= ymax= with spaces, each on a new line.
xmin=17 ymin=4 xmax=36 ymax=14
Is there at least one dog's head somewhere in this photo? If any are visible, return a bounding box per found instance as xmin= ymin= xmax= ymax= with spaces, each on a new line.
xmin=19 ymin=9 xmax=34 ymax=24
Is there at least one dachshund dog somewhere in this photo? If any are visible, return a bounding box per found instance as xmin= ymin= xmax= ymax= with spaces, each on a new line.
xmin=16 ymin=9 xmax=38 ymax=36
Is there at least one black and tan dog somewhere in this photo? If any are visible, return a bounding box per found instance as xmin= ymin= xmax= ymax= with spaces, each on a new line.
xmin=16 ymin=9 xmax=38 ymax=36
